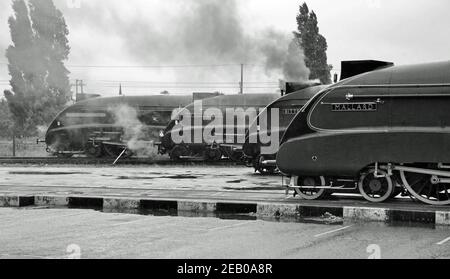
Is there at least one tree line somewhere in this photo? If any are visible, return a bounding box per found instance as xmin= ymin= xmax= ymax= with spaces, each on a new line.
xmin=0 ymin=1 xmax=331 ymax=138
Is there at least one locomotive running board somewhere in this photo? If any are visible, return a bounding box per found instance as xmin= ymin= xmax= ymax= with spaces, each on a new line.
xmin=288 ymin=185 xmax=353 ymax=190
xmin=55 ymin=151 xmax=84 ymax=155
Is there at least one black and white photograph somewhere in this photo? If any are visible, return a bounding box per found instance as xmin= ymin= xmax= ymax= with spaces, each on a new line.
xmin=0 ymin=0 xmax=449 ymax=263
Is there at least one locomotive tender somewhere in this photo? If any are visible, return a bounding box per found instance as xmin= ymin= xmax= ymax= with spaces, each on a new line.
xmin=277 ymin=60 xmax=450 ymax=205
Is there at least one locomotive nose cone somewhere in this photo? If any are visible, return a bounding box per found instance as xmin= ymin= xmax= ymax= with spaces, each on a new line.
xmin=369 ymin=179 xmax=382 ymax=192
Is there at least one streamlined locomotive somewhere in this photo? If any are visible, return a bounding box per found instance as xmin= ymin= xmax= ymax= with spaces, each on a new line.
xmin=45 ymin=94 xmax=208 ymax=158
xmin=277 ymin=60 xmax=450 ymax=205
xmin=158 ymin=93 xmax=280 ymax=161
xmin=243 ymin=84 xmax=327 ymax=174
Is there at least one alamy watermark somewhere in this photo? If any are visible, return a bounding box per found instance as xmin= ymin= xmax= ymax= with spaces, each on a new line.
xmin=367 ymin=244 xmax=381 ymax=259
xmin=170 ymin=101 xmax=280 ymax=154
xmin=66 ymin=244 xmax=81 ymax=259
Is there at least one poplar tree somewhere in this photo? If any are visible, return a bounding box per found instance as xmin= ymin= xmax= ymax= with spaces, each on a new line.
xmin=4 ymin=0 xmax=71 ymax=136
xmin=295 ymin=2 xmax=332 ymax=84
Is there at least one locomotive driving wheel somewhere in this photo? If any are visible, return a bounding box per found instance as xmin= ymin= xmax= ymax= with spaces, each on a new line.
xmin=292 ymin=176 xmax=328 ymax=200
xmin=203 ymin=148 xmax=222 ymax=162
xmin=85 ymin=143 xmax=103 ymax=158
xmin=169 ymin=145 xmax=188 ymax=161
xmin=358 ymin=169 xmax=394 ymax=203
xmin=400 ymin=166 xmax=450 ymax=205
xmin=229 ymin=151 xmax=244 ymax=162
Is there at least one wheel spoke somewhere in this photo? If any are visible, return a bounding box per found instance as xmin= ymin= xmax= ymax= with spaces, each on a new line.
xmin=426 ymin=182 xmax=433 ymax=199
xmin=436 ymin=184 xmax=441 ymax=201
xmin=416 ymin=179 xmax=428 ymax=195
xmin=410 ymin=177 xmax=425 ymax=188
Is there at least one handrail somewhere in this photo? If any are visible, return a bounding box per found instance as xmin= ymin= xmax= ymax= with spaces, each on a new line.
xmin=334 ymin=83 xmax=450 ymax=89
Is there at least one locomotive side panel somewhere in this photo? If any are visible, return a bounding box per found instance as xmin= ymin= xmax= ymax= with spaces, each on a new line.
xmin=277 ymin=131 xmax=450 ymax=177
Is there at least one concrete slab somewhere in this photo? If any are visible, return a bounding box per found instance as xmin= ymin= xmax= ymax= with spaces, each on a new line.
xmin=103 ymin=198 xmax=140 ymax=209
xmin=343 ymin=207 xmax=388 ymax=222
xmin=177 ymin=201 xmax=217 ymax=213
xmin=436 ymin=211 xmax=450 ymax=226
xmin=0 ymin=195 xmax=33 ymax=207
xmin=35 ymin=196 xmax=69 ymax=206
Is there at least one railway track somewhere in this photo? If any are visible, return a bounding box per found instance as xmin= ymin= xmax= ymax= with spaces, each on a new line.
xmin=0 ymin=157 xmax=245 ymax=166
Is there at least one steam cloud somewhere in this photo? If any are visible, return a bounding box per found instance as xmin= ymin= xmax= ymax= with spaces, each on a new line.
xmin=69 ymin=0 xmax=310 ymax=83
xmin=108 ymin=104 xmax=159 ymax=157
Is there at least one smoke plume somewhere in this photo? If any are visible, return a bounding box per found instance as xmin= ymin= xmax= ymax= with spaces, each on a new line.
xmin=65 ymin=0 xmax=311 ymax=83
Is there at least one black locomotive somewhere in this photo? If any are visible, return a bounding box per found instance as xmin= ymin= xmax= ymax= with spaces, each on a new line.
xmin=277 ymin=60 xmax=450 ymax=205
xmin=243 ymin=84 xmax=327 ymax=174
xmin=45 ymin=94 xmax=213 ymax=158
xmin=158 ymin=93 xmax=280 ymax=161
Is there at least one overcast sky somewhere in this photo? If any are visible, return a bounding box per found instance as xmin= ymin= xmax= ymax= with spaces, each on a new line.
xmin=0 ymin=0 xmax=449 ymax=96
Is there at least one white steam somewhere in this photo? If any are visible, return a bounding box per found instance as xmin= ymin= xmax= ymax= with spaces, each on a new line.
xmin=108 ymin=104 xmax=158 ymax=157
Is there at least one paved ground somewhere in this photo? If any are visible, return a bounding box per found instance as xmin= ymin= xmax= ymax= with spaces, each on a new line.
xmin=0 ymin=207 xmax=449 ymax=259
xmin=0 ymin=165 xmax=286 ymax=202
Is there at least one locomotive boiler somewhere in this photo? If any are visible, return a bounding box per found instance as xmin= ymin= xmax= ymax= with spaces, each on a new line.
xmin=158 ymin=93 xmax=280 ymax=161
xmin=277 ymin=60 xmax=450 ymax=205
xmin=243 ymin=84 xmax=327 ymax=174
xmin=45 ymin=94 xmax=215 ymax=158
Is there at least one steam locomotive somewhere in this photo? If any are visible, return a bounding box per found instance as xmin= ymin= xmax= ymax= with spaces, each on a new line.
xmin=158 ymin=93 xmax=280 ymax=161
xmin=277 ymin=60 xmax=450 ymax=205
xmin=45 ymin=94 xmax=219 ymax=158
xmin=243 ymin=83 xmax=327 ymax=174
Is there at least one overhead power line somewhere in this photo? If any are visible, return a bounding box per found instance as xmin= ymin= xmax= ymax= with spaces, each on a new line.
xmin=68 ymin=64 xmax=242 ymax=69
xmin=0 ymin=62 xmax=269 ymax=69
xmin=84 ymin=80 xmax=278 ymax=85
xmin=103 ymin=85 xmax=279 ymax=89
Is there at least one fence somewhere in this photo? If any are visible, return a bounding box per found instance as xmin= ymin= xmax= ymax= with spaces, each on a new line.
xmin=0 ymin=137 xmax=48 ymax=157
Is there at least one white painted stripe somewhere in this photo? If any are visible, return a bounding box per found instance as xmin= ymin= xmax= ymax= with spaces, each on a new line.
xmin=111 ymin=219 xmax=147 ymax=227
xmin=209 ymin=221 xmax=253 ymax=232
xmin=437 ymin=237 xmax=450 ymax=245
xmin=314 ymin=225 xmax=352 ymax=238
